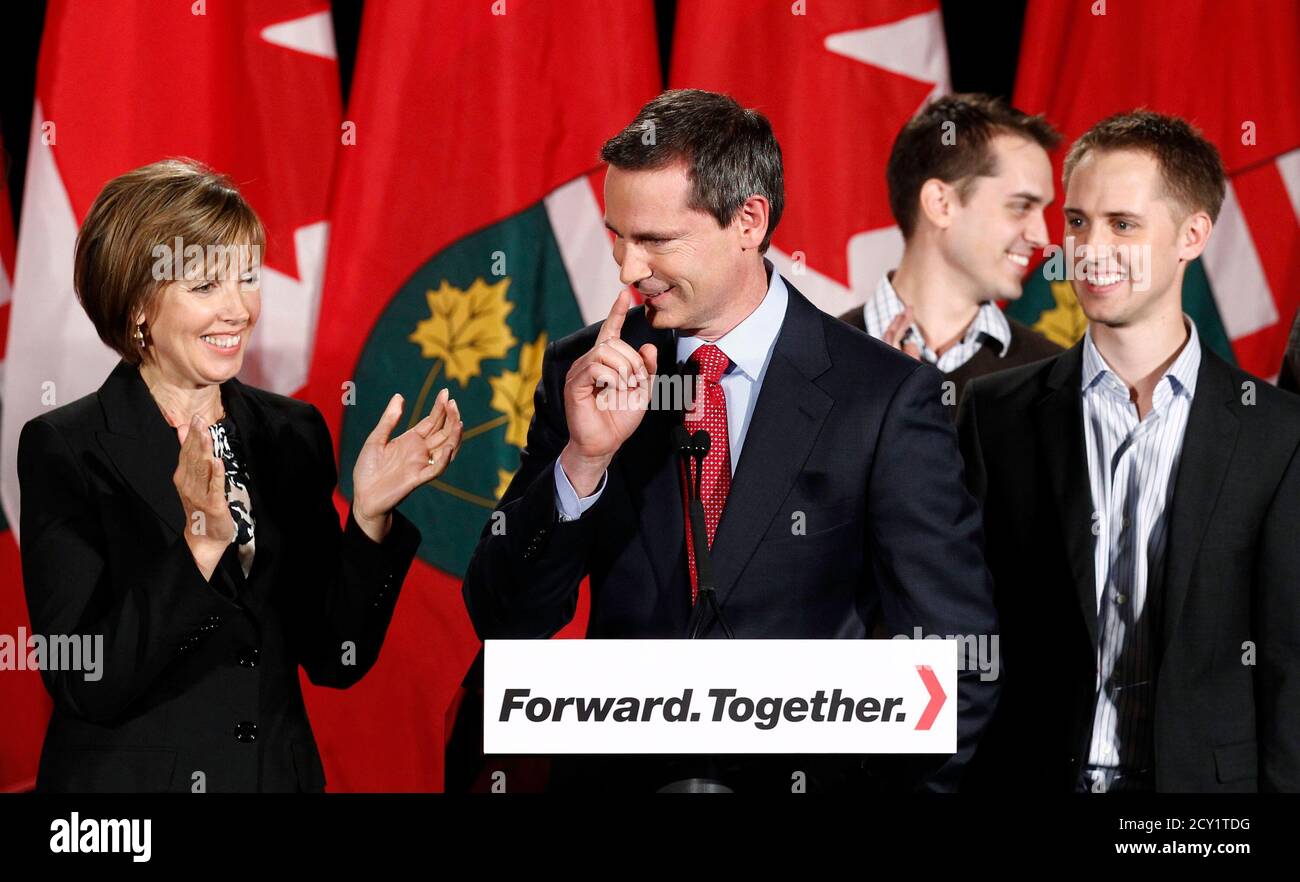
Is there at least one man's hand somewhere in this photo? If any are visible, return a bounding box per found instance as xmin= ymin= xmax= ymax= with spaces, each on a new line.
xmin=883 ymin=306 xmax=923 ymax=361
xmin=559 ymin=290 xmax=659 ymax=496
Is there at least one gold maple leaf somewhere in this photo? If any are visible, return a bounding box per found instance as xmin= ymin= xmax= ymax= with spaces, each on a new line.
xmin=489 ymin=331 xmax=548 ymax=449
xmin=495 ymin=468 xmax=516 ymax=501
xmin=409 ymin=277 xmax=518 ymax=387
xmin=1034 ymin=280 xmax=1089 ymax=349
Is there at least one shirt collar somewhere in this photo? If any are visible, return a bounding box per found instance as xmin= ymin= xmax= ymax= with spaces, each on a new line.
xmin=676 ymin=257 xmax=789 ymax=380
xmin=863 ymin=271 xmax=1011 ymax=359
xmin=1082 ymin=315 xmax=1202 ymax=404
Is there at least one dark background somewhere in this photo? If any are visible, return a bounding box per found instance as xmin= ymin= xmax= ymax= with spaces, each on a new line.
xmin=0 ymin=0 xmax=1027 ymax=230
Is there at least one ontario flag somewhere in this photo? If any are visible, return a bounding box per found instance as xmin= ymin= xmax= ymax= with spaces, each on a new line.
xmin=670 ymin=0 xmax=950 ymax=314
xmin=301 ymin=0 xmax=659 ymax=790
xmin=0 ymin=1 xmax=341 ymax=791
xmin=1007 ymin=0 xmax=1300 ymax=380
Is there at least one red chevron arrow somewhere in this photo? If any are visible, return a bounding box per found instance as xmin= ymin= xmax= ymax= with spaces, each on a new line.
xmin=915 ymin=665 xmax=946 ymax=731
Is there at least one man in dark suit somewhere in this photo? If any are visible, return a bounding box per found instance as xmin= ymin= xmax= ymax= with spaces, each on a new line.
xmin=461 ymin=89 xmax=998 ymax=792
xmin=1280 ymin=307 xmax=1300 ymax=393
xmin=959 ymin=111 xmax=1300 ymax=792
xmin=839 ymin=94 xmax=1062 ymax=414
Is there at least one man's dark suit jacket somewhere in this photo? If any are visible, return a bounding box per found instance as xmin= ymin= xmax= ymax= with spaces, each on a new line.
xmin=838 ymin=305 xmax=1062 ymax=418
xmin=461 ymin=280 xmax=998 ymax=792
xmin=957 ymin=341 xmax=1300 ymax=792
xmin=18 ymin=360 xmax=421 ymax=792
xmin=1281 ymin=307 xmax=1300 ymax=393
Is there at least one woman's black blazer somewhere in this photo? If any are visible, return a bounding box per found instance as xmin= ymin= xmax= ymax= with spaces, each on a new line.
xmin=17 ymin=359 xmax=421 ymax=792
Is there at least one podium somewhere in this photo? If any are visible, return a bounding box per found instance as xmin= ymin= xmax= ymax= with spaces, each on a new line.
xmin=483 ymin=638 xmax=958 ymax=793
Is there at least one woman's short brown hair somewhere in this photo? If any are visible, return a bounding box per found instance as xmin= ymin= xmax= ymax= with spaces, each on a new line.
xmin=74 ymin=158 xmax=266 ymax=364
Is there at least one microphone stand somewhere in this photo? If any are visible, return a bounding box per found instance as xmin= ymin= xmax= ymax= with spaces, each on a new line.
xmin=672 ymin=426 xmax=734 ymax=640
xmin=656 ymin=425 xmax=735 ymax=793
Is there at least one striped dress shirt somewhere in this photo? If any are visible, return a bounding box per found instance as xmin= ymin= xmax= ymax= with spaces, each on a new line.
xmin=1080 ymin=319 xmax=1201 ymax=792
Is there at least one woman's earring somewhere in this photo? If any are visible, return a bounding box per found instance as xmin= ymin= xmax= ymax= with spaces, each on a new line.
xmin=133 ymin=322 xmax=147 ymax=349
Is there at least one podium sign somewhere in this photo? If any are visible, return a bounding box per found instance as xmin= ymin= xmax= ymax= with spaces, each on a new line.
xmin=484 ymin=639 xmax=956 ymax=755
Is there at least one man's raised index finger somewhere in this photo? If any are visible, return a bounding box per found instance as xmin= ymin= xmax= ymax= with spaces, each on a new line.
xmin=599 ymin=289 xmax=632 ymax=341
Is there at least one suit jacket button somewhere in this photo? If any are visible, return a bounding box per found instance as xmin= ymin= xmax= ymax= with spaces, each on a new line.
xmin=235 ymin=721 xmax=258 ymax=743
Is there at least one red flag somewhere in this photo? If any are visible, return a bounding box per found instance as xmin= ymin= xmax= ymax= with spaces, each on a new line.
xmin=301 ymin=0 xmax=659 ymax=791
xmin=0 ymin=134 xmax=45 ymax=792
xmin=670 ymin=0 xmax=950 ymax=314
xmin=0 ymin=0 xmax=341 ymax=790
xmin=1009 ymin=0 xmax=1300 ymax=378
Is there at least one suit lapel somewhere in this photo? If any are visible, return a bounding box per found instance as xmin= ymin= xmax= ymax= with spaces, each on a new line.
xmin=1033 ymin=343 xmax=1099 ymax=648
xmin=626 ymin=330 xmax=687 ymax=598
xmin=96 ymin=361 xmax=187 ymax=537
xmin=713 ymin=286 xmax=831 ymax=607
xmin=613 ymin=326 xmax=686 ymax=601
xmin=1160 ymin=348 xmax=1239 ymax=654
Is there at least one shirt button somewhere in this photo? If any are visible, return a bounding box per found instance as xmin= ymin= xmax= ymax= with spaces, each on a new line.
xmin=234 ymin=721 xmax=258 ymax=743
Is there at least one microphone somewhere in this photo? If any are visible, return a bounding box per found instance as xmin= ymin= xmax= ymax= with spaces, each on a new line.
xmin=670 ymin=425 xmax=734 ymax=640
xmin=657 ymin=414 xmax=737 ymax=794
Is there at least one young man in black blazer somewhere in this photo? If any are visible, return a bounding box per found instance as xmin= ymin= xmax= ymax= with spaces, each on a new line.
xmin=840 ymin=94 xmax=1063 ymax=415
xmin=461 ymin=90 xmax=999 ymax=792
xmin=958 ymin=111 xmax=1300 ymax=792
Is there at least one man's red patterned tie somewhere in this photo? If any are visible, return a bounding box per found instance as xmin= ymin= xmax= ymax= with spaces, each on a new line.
xmin=682 ymin=343 xmax=731 ymax=603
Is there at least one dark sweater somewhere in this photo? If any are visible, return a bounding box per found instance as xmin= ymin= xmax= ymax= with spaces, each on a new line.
xmin=837 ymin=305 xmax=1063 ymax=419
